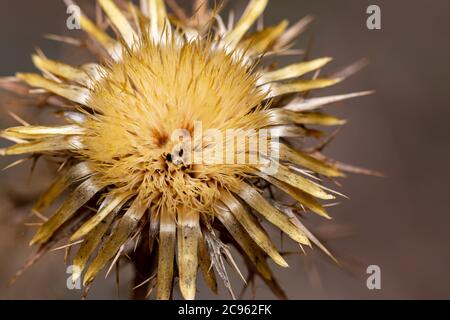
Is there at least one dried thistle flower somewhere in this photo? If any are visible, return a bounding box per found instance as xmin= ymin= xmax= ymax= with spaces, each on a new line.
xmin=0 ymin=0 xmax=374 ymax=300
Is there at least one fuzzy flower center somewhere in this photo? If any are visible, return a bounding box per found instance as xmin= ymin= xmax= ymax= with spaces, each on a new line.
xmin=79 ymin=41 xmax=267 ymax=211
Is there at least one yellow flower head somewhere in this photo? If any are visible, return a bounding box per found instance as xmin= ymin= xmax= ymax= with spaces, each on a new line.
xmin=1 ymin=0 xmax=373 ymax=299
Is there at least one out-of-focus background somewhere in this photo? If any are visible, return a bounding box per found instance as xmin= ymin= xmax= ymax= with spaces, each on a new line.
xmin=0 ymin=0 xmax=449 ymax=299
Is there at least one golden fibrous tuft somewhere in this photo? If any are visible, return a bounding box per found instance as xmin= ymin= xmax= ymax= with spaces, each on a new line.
xmin=0 ymin=0 xmax=374 ymax=300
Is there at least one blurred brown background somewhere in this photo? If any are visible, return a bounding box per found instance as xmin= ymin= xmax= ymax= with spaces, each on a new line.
xmin=0 ymin=0 xmax=449 ymax=299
